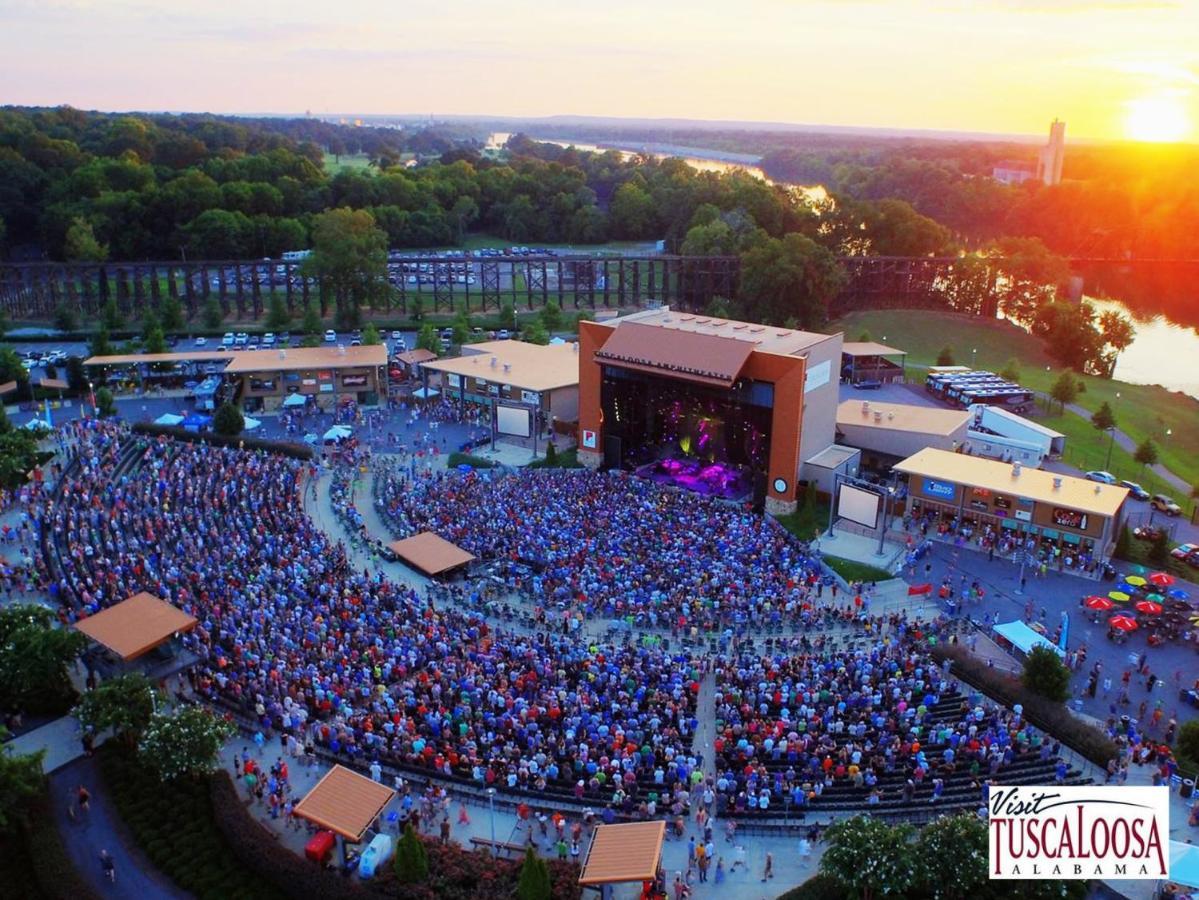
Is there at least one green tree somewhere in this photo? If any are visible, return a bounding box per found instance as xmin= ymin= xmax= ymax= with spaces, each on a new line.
xmin=202 ymin=296 xmax=224 ymax=329
xmin=608 ymin=181 xmax=657 ymax=239
xmin=361 ymin=322 xmax=381 ymax=345
xmin=302 ymin=207 xmax=389 ymax=327
xmin=64 ymin=216 xmax=109 ymax=262
xmin=301 ymin=299 xmax=322 ymax=336
xmin=1022 ymin=645 xmax=1071 ymax=702
xmin=540 ymin=298 xmax=562 ymax=333
xmin=0 ymin=605 xmax=87 ymax=715
xmin=1049 ymin=370 xmax=1079 ymax=414
xmin=101 ymin=297 xmax=124 ymax=331
xmin=213 ymin=402 xmax=245 ymax=436
xmin=856 ymin=330 xmax=872 ymax=342
xmin=416 ymin=324 xmax=440 ymax=355
xmin=138 ymin=706 xmax=235 ymax=781
xmin=394 ymin=823 xmax=429 ymax=884
xmin=738 ymin=234 xmax=846 ymax=328
xmin=543 ymin=441 xmax=558 ymax=466
xmin=451 ymin=311 xmax=470 ymax=348
xmin=936 ymin=345 xmax=956 ymax=366
xmin=0 ymin=427 xmax=46 ymax=488
xmin=1134 ymin=438 xmax=1158 ymax=471
xmin=499 ymin=301 xmax=517 ymax=332
xmin=523 ymin=321 xmax=550 ymax=345
xmin=1114 ymin=524 xmax=1132 ymax=560
xmin=0 ymin=746 xmax=46 ymax=834
xmin=160 ymin=294 xmax=185 ymax=331
xmin=1177 ymin=720 xmax=1199 ymax=768
xmin=819 ymin=815 xmax=917 ymax=900
xmin=704 ymin=296 xmax=732 ymax=318
xmin=516 ymin=846 xmax=552 ymax=900
xmin=1090 ymin=401 xmax=1116 ymax=433
xmin=95 ymin=386 xmax=116 ymax=417
xmin=999 ymin=358 xmax=1021 ymax=382
xmin=74 ymin=673 xmax=156 ymax=746
xmin=143 ymin=319 xmax=168 ymax=355
xmin=54 ymin=304 xmax=80 ymax=333
xmin=265 ymin=294 xmax=291 ymax=330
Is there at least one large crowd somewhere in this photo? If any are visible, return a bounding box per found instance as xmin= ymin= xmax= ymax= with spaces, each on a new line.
xmin=38 ymin=426 xmax=702 ymax=810
xmin=376 ymin=468 xmax=832 ymax=631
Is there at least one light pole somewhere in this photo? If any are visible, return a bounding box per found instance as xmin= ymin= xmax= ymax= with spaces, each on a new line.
xmin=876 ymin=483 xmax=896 ymax=556
xmin=1103 ymin=391 xmax=1121 ymax=471
xmin=972 ymin=347 xmax=977 ymax=369
xmin=487 ymin=787 xmax=496 ymax=857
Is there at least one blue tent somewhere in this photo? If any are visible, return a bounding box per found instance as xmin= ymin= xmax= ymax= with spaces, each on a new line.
xmin=1170 ymin=841 xmax=1199 ymax=889
xmin=181 ymin=413 xmax=212 ymax=432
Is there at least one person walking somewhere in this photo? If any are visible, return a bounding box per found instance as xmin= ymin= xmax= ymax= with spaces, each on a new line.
xmin=76 ymin=784 xmax=91 ymax=819
xmin=761 ymin=851 xmax=774 ymax=882
xmin=99 ymin=849 xmax=116 ymax=883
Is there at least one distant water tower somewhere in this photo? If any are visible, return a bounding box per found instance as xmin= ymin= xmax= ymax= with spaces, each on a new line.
xmin=1036 ymin=119 xmax=1066 ymax=187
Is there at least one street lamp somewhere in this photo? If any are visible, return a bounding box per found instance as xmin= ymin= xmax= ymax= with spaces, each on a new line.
xmin=972 ymin=347 xmax=977 ymax=369
xmin=487 ymin=787 xmax=496 ymax=857
xmin=1104 ymin=391 xmax=1121 ymax=472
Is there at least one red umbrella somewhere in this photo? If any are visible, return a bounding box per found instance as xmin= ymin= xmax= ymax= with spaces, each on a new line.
xmin=1134 ymin=600 xmax=1163 ymax=615
xmin=1085 ymin=596 xmax=1115 ymax=611
xmin=1109 ymin=614 xmax=1139 ymax=632
xmin=1148 ymin=572 xmax=1175 ymax=588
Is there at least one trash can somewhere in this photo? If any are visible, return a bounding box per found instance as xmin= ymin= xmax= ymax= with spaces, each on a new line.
xmin=1182 ymin=779 xmax=1195 ymax=799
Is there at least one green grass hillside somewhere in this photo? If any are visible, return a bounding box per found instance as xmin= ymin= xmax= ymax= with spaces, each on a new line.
xmin=831 ymin=310 xmax=1199 ymax=498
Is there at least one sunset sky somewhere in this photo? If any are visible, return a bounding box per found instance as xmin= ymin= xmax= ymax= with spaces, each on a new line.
xmin=3 ymin=0 xmax=1196 ymax=141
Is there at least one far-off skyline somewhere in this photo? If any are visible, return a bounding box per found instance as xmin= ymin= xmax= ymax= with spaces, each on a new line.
xmin=2 ymin=0 xmax=1197 ymax=143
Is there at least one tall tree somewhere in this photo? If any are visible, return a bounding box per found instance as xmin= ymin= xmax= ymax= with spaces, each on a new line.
xmin=74 ymin=673 xmax=157 ymax=746
xmin=138 ymin=706 xmax=235 ymax=781
xmin=0 ymin=605 xmax=87 ymax=714
xmin=738 ymin=233 xmax=846 ymax=328
xmin=1049 ymin=371 xmax=1079 ymax=413
xmin=1090 ymin=401 xmax=1116 ymax=433
xmin=265 ymin=294 xmax=291 ymax=330
xmin=0 ymin=746 xmax=45 ymax=834
xmin=302 ymin=207 xmax=389 ymax=327
xmin=64 ymin=216 xmax=109 ymax=262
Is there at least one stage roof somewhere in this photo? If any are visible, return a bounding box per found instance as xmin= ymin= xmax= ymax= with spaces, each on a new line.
xmin=841 ymin=341 xmax=906 ymax=358
xmin=395 ymin=348 xmax=437 ymax=365
xmin=223 ymin=345 xmax=386 ymax=373
xmin=420 ymin=340 xmax=579 ymax=392
xmin=595 ymin=321 xmax=755 ymax=387
xmin=293 ymin=765 xmax=395 ymax=842
xmin=37 ymin=377 xmax=70 ymax=390
xmin=387 ymin=532 xmax=476 ymax=575
xmin=838 ymin=400 xmax=969 ymax=437
xmin=579 ymin=821 xmax=665 ymax=886
xmin=73 ymin=592 xmax=198 ymax=661
xmin=0 ymin=381 xmax=18 ymax=396
xmin=894 ymin=447 xmax=1129 ymax=517
xmin=610 ymin=307 xmax=833 ymax=356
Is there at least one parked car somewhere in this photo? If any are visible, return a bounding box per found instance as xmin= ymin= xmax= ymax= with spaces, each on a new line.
xmin=497 ymin=329 xmax=510 ymax=340
xmin=262 ymin=333 xmax=276 ymax=348
xmin=1187 ymin=550 xmax=1199 ymax=569
xmin=1133 ymin=524 xmax=1164 ymax=542
xmin=324 ymin=330 xmax=337 ymax=343
xmin=234 ymin=332 xmax=249 ymax=346
xmin=194 ymin=336 xmax=209 ymax=348
xmin=391 ymin=330 xmax=403 ymax=341
xmin=1119 ymin=480 xmax=1150 ymax=501
xmin=1085 ymin=470 xmax=1117 ymax=484
xmin=1170 ymin=542 xmax=1198 ymax=560
xmin=221 ymin=332 xmax=235 ymax=347
xmin=1151 ymin=494 xmax=1181 ymax=516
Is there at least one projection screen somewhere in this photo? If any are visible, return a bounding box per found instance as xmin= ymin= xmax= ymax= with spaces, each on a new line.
xmin=837 ymin=484 xmax=881 ymax=529
xmin=496 ymin=405 xmax=532 ymax=438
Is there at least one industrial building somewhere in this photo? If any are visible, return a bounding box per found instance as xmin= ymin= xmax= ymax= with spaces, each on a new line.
xmin=836 ymin=400 xmax=970 ymax=470
xmin=577 ymin=307 xmax=842 ymax=514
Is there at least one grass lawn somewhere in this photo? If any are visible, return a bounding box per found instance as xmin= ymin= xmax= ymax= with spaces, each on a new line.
xmin=832 ymin=310 xmax=1199 ymax=496
xmin=321 ymin=152 xmax=373 ymax=173
xmin=822 ymin=555 xmax=895 ymax=584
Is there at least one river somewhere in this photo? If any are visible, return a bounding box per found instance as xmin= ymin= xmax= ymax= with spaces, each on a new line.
xmin=488 ymin=133 xmax=1199 ymax=397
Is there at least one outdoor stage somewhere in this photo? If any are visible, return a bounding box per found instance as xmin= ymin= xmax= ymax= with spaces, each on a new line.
xmin=633 ymin=456 xmax=752 ymax=500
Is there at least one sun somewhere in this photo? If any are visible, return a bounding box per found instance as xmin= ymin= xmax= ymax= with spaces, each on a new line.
xmin=1124 ymin=95 xmax=1191 ymax=143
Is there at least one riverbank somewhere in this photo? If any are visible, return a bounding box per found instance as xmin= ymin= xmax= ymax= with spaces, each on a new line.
xmin=831 ymin=309 xmax=1199 ymax=498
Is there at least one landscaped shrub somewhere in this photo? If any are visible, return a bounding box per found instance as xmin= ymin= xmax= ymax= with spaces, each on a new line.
xmin=446 ymin=452 xmax=496 ymax=469
xmin=130 ymin=422 xmax=315 ymax=459
xmin=23 ymin=792 xmax=101 ymax=900
xmin=98 ymin=744 xmax=283 ymax=900
xmin=933 ymin=643 xmax=1118 ymax=766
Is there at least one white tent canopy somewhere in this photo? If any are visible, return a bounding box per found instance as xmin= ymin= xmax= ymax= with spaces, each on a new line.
xmin=1170 ymin=841 xmax=1199 ymax=889
xmin=993 ymin=620 xmax=1064 ymax=657
xmin=283 ymin=393 xmax=308 ymax=407
xmin=242 ymin=416 xmax=262 ymax=432
xmin=411 ymin=387 xmax=440 ymax=400
xmin=154 ymin=413 xmax=185 ymax=426
xmin=323 ymin=425 xmax=352 ymax=442
xmin=21 ymin=418 xmax=50 ymax=431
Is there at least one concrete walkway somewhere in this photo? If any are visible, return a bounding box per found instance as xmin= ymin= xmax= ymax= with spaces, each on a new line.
xmin=1064 ymin=401 xmax=1189 ymax=494
xmin=50 ymin=755 xmax=191 ymax=900
xmin=6 ymin=715 xmax=87 ymax=773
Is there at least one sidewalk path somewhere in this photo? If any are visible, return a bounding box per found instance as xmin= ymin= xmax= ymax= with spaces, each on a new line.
xmin=6 ymin=715 xmax=86 ymax=773
xmin=49 ymin=755 xmax=191 ymax=900
xmin=1064 ymin=401 xmax=1188 ymax=494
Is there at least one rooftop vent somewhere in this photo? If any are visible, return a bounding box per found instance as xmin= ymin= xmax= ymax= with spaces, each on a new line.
xmin=503 ymin=363 xmax=511 ymax=373
xmin=572 ymin=342 xmax=579 ymax=353
xmin=861 ymin=401 xmax=870 ymax=414
xmin=279 ymin=349 xmax=286 ymax=360
xmin=1011 ymin=462 xmax=1022 ymax=478
xmin=490 ymin=356 xmax=497 ymax=367
xmin=887 ymin=412 xmax=895 ymax=421
xmin=873 ymin=411 xmax=883 ymax=423
xmin=1095 ymin=484 xmax=1102 ymax=494
xmin=1053 ymin=477 xmax=1062 ymax=490
xmin=337 ymin=344 xmax=346 ymax=356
